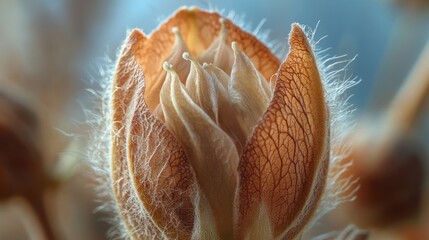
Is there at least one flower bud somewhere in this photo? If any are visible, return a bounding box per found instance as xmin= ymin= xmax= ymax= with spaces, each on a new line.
xmin=95 ymin=7 xmax=357 ymax=239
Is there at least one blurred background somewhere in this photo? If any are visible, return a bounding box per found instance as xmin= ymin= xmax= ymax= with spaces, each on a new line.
xmin=0 ymin=0 xmax=428 ymax=239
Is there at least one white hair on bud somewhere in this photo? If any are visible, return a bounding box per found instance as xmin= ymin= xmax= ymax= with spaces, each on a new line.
xmin=84 ymin=31 xmax=157 ymax=239
xmin=86 ymin=33 xmax=194 ymax=239
xmin=84 ymin=53 xmax=126 ymax=239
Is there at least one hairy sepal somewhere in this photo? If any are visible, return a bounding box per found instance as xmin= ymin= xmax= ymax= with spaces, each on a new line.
xmin=236 ymin=24 xmax=330 ymax=239
xmin=111 ymin=30 xmax=197 ymax=239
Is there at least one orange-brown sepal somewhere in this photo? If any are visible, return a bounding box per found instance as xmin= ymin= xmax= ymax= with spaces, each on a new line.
xmin=236 ymin=24 xmax=330 ymax=239
xmin=111 ymin=30 xmax=197 ymax=239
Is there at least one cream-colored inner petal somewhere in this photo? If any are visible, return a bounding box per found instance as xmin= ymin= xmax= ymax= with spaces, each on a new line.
xmin=228 ymin=42 xmax=271 ymax=146
xmin=157 ymin=22 xmax=273 ymax=237
xmin=160 ymin=64 xmax=239 ymax=238
xmin=197 ymin=18 xmax=234 ymax=74
xmin=184 ymin=53 xmax=219 ymax=123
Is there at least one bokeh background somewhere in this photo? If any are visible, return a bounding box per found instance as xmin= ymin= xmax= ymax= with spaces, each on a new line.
xmin=0 ymin=0 xmax=428 ymax=239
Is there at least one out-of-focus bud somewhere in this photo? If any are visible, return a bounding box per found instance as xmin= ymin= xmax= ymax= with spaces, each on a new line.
xmin=342 ymin=128 xmax=425 ymax=228
xmin=0 ymin=89 xmax=59 ymax=240
xmin=0 ymin=89 xmax=46 ymax=200
xmin=393 ymin=0 xmax=429 ymax=10
xmin=340 ymin=39 xmax=429 ymax=229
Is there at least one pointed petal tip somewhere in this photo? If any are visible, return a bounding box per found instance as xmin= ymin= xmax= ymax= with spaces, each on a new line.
xmin=288 ymin=23 xmax=310 ymax=49
xmin=127 ymin=29 xmax=146 ymax=44
xmin=231 ymin=41 xmax=243 ymax=59
xmin=290 ymin=23 xmax=305 ymax=35
xmin=231 ymin=41 xmax=238 ymax=52
xmin=182 ymin=51 xmax=192 ymax=60
xmin=162 ymin=61 xmax=172 ymax=71
xmin=171 ymin=26 xmax=179 ymax=34
xmin=119 ymin=29 xmax=147 ymax=58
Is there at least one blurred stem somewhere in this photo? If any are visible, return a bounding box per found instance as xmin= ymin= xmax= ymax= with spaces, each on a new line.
xmin=386 ymin=38 xmax=429 ymax=133
xmin=367 ymin=39 xmax=429 ymax=172
xmin=25 ymin=194 xmax=57 ymax=240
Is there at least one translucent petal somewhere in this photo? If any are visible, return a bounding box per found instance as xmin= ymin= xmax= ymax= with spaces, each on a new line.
xmin=229 ymin=43 xmax=271 ymax=143
xmin=160 ymin=65 xmax=239 ymax=238
xmin=197 ymin=18 xmax=234 ymax=74
xmin=184 ymin=53 xmax=219 ymax=123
